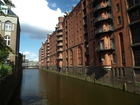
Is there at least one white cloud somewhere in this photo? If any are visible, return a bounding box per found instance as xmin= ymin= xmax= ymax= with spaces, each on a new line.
xmin=51 ymin=3 xmax=56 ymax=7
xmin=11 ymin=0 xmax=64 ymax=40
xmin=23 ymin=51 xmax=37 ymax=61
xmin=23 ymin=51 xmax=30 ymax=55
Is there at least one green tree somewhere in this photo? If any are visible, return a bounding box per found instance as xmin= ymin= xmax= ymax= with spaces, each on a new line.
xmin=0 ymin=34 xmax=14 ymax=64
xmin=3 ymin=0 xmax=15 ymax=7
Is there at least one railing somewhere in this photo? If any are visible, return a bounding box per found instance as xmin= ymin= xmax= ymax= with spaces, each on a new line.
xmin=94 ymin=13 xmax=113 ymax=24
xmin=93 ymin=0 xmax=111 ymax=13
xmin=56 ymin=38 xmax=63 ymax=41
xmin=57 ymin=43 xmax=63 ymax=46
xmin=47 ymin=44 xmax=50 ymax=47
xmin=57 ymin=49 xmax=63 ymax=52
xmin=57 ymin=28 xmax=62 ymax=32
xmin=95 ymin=25 xmax=113 ymax=35
xmin=56 ymin=33 xmax=63 ymax=37
xmin=95 ymin=44 xmax=115 ymax=52
xmin=127 ymin=0 xmax=140 ymax=8
xmin=57 ymin=57 xmax=63 ymax=60
xmin=129 ymin=9 xmax=140 ymax=23
xmin=47 ymin=51 xmax=50 ymax=54
xmin=47 ymin=48 xmax=50 ymax=51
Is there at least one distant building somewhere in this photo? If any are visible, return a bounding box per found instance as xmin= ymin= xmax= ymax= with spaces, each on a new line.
xmin=0 ymin=1 xmax=21 ymax=69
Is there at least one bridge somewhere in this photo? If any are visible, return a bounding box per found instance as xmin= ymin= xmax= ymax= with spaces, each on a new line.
xmin=22 ymin=62 xmax=39 ymax=69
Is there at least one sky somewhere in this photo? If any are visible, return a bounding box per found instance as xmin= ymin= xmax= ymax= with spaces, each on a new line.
xmin=8 ymin=0 xmax=80 ymax=61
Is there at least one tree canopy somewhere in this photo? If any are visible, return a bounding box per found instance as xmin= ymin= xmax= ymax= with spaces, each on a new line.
xmin=0 ymin=34 xmax=14 ymax=63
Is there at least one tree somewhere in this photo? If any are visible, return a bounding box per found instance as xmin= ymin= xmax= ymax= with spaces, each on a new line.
xmin=0 ymin=34 xmax=14 ymax=64
xmin=3 ymin=0 xmax=15 ymax=8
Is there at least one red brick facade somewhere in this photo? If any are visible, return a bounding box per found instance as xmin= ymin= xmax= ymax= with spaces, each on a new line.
xmin=39 ymin=0 xmax=140 ymax=94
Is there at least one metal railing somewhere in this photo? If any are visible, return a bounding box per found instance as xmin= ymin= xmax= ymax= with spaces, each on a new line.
xmin=94 ymin=13 xmax=113 ymax=24
xmin=93 ymin=0 xmax=111 ymax=13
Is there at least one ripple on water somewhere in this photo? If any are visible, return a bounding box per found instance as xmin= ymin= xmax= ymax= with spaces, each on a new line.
xmin=21 ymin=96 xmax=48 ymax=105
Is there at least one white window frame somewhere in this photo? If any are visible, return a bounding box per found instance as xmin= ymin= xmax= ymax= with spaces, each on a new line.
xmin=4 ymin=35 xmax=11 ymax=46
xmin=5 ymin=21 xmax=12 ymax=31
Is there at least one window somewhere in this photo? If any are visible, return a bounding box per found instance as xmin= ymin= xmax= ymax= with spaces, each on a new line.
xmin=78 ymin=47 xmax=82 ymax=66
xmin=122 ymin=52 xmax=125 ymax=65
xmin=110 ymin=38 xmax=115 ymax=49
xmin=70 ymin=50 xmax=73 ymax=66
xmin=5 ymin=21 xmax=12 ymax=31
xmin=4 ymin=35 xmax=10 ymax=46
xmin=119 ymin=33 xmax=124 ymax=50
xmin=112 ymin=53 xmax=116 ymax=63
xmin=116 ymin=3 xmax=120 ymax=12
xmin=118 ymin=16 xmax=121 ymax=25
xmin=100 ymin=40 xmax=104 ymax=50
xmin=133 ymin=48 xmax=140 ymax=66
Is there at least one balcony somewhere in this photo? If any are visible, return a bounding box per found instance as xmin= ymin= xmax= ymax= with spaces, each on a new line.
xmin=57 ymin=49 xmax=63 ymax=52
xmin=47 ymin=44 xmax=50 ymax=47
xmin=127 ymin=3 xmax=139 ymax=12
xmin=46 ymin=41 xmax=50 ymax=44
xmin=47 ymin=51 xmax=50 ymax=54
xmin=127 ymin=0 xmax=140 ymax=9
xmin=94 ymin=13 xmax=113 ymax=25
xmin=95 ymin=26 xmax=114 ymax=36
xmin=46 ymin=59 xmax=50 ymax=62
xmin=95 ymin=44 xmax=115 ymax=52
xmin=93 ymin=1 xmax=111 ymax=13
xmin=102 ymin=65 xmax=112 ymax=72
xmin=47 ymin=48 xmax=50 ymax=51
xmin=57 ymin=57 xmax=63 ymax=60
xmin=56 ymin=33 xmax=63 ymax=37
xmin=128 ymin=9 xmax=140 ymax=26
xmin=57 ymin=43 xmax=63 ymax=47
xmin=56 ymin=38 xmax=63 ymax=41
xmin=57 ymin=28 xmax=62 ymax=32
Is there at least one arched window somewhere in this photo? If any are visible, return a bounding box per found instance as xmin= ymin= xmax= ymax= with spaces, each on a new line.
xmin=116 ymin=3 xmax=120 ymax=12
xmin=77 ymin=47 xmax=83 ymax=66
xmin=4 ymin=35 xmax=10 ymax=46
xmin=69 ymin=49 xmax=73 ymax=66
xmin=119 ymin=32 xmax=125 ymax=65
xmin=5 ymin=21 xmax=12 ymax=31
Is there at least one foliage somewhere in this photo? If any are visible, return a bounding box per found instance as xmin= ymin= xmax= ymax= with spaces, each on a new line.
xmin=3 ymin=0 xmax=15 ymax=7
xmin=0 ymin=34 xmax=15 ymax=64
xmin=0 ymin=64 xmax=12 ymax=77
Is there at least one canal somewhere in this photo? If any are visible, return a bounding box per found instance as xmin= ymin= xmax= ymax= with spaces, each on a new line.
xmin=9 ymin=69 xmax=140 ymax=105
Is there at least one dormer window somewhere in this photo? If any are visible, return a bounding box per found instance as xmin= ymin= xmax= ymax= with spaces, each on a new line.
xmin=5 ymin=21 xmax=12 ymax=31
xmin=1 ymin=5 xmax=8 ymax=14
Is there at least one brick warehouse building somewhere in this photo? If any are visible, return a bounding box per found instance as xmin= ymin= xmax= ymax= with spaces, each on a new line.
xmin=39 ymin=0 xmax=140 ymax=94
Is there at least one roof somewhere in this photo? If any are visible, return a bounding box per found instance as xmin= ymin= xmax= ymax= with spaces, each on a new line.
xmin=0 ymin=1 xmax=17 ymax=16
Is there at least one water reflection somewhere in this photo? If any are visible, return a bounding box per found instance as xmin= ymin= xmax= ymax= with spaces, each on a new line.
xmin=9 ymin=69 xmax=140 ymax=105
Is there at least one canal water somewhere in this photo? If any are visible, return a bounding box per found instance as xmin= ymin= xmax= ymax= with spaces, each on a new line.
xmin=9 ymin=69 xmax=140 ymax=105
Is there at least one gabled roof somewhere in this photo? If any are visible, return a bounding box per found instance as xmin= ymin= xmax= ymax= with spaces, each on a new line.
xmin=0 ymin=1 xmax=17 ymax=16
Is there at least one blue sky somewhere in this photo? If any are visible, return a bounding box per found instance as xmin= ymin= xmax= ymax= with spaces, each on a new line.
xmin=10 ymin=0 xmax=80 ymax=61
